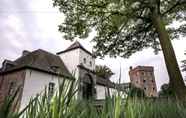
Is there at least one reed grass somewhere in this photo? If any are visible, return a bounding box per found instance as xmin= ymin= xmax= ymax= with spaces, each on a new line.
xmin=1 ymin=78 xmax=186 ymax=118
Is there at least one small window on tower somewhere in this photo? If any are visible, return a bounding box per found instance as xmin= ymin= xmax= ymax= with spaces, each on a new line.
xmin=90 ymin=61 xmax=92 ymax=66
xmin=83 ymin=58 xmax=86 ymax=64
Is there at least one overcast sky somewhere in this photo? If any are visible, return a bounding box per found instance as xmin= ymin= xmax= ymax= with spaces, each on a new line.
xmin=0 ymin=0 xmax=186 ymax=91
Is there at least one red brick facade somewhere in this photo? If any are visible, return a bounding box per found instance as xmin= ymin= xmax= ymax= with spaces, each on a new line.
xmin=129 ymin=66 xmax=158 ymax=97
xmin=0 ymin=70 xmax=26 ymax=111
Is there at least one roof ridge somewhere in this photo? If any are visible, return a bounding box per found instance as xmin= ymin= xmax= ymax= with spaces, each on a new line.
xmin=57 ymin=41 xmax=94 ymax=57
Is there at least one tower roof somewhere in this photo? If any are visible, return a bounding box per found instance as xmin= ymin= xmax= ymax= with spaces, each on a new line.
xmin=57 ymin=41 xmax=95 ymax=57
xmin=66 ymin=41 xmax=84 ymax=50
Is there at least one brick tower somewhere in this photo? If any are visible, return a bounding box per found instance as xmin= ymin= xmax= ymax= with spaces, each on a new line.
xmin=129 ymin=66 xmax=158 ymax=97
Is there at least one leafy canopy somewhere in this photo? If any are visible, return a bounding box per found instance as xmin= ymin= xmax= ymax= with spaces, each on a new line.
xmin=158 ymin=83 xmax=175 ymax=98
xmin=53 ymin=0 xmax=186 ymax=58
xmin=94 ymin=65 xmax=114 ymax=79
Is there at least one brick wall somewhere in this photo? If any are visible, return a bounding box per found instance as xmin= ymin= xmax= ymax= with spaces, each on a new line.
xmin=129 ymin=66 xmax=158 ymax=97
xmin=0 ymin=70 xmax=26 ymax=111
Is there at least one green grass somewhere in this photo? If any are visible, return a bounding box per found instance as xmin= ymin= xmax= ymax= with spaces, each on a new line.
xmin=1 ymin=79 xmax=186 ymax=118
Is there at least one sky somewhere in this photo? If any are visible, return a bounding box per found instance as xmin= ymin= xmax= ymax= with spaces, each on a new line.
xmin=0 ymin=0 xmax=186 ymax=91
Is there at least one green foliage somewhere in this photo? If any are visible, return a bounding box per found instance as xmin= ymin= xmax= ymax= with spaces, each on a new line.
xmin=0 ymin=87 xmax=29 ymax=118
xmin=1 ymin=80 xmax=186 ymax=118
xmin=94 ymin=65 xmax=114 ymax=79
xmin=22 ymin=79 xmax=125 ymax=118
xmin=53 ymin=0 xmax=186 ymax=99
xmin=125 ymin=99 xmax=186 ymax=118
xmin=158 ymin=83 xmax=175 ymax=98
xmin=53 ymin=0 xmax=186 ymax=57
xmin=23 ymin=79 xmax=77 ymax=118
xmin=128 ymin=87 xmax=145 ymax=98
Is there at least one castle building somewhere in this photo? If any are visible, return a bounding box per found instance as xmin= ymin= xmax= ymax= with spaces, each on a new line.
xmin=0 ymin=41 xmax=117 ymax=111
xmin=129 ymin=66 xmax=158 ymax=97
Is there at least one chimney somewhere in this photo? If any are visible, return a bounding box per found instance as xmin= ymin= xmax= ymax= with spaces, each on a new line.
xmin=22 ymin=50 xmax=30 ymax=56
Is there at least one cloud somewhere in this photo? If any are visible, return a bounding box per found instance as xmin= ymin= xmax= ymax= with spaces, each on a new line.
xmin=0 ymin=0 xmax=68 ymax=63
xmin=0 ymin=0 xmax=186 ymax=91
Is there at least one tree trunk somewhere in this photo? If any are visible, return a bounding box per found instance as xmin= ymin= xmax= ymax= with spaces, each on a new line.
xmin=151 ymin=12 xmax=186 ymax=99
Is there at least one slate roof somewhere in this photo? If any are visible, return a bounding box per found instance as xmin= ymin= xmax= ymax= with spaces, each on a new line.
xmin=0 ymin=49 xmax=71 ymax=78
xmin=57 ymin=41 xmax=95 ymax=57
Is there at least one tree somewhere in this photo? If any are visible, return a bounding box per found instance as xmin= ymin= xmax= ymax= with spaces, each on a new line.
xmin=181 ymin=51 xmax=186 ymax=72
xmin=53 ymin=0 xmax=186 ymax=99
xmin=94 ymin=65 xmax=114 ymax=79
xmin=159 ymin=83 xmax=175 ymax=98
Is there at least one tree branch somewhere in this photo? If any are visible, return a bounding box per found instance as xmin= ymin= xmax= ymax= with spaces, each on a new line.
xmin=156 ymin=0 xmax=161 ymax=14
xmin=162 ymin=1 xmax=186 ymax=15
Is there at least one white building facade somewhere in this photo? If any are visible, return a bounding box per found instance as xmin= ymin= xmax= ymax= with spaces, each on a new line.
xmin=0 ymin=41 xmax=118 ymax=111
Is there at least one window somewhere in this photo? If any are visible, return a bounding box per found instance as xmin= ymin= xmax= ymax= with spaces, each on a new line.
xmin=48 ymin=82 xmax=55 ymax=99
xmin=144 ymin=87 xmax=147 ymax=90
xmin=136 ymin=81 xmax=138 ymax=84
xmin=141 ymin=72 xmax=144 ymax=75
xmin=89 ymin=61 xmax=92 ymax=66
xmin=153 ymin=87 xmax=155 ymax=91
xmin=8 ymin=82 xmax=15 ymax=95
xmin=143 ymin=79 xmax=146 ymax=83
xmin=83 ymin=58 xmax=86 ymax=64
xmin=151 ymin=80 xmax=154 ymax=83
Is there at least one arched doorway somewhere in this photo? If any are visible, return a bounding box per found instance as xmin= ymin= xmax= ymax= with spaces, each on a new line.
xmin=82 ymin=74 xmax=94 ymax=100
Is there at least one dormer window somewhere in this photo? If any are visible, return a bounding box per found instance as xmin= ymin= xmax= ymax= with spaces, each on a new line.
xmin=83 ymin=58 xmax=86 ymax=64
xmin=90 ymin=61 xmax=92 ymax=66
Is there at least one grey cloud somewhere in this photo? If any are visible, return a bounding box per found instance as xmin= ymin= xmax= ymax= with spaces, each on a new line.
xmin=0 ymin=0 xmax=186 ymax=92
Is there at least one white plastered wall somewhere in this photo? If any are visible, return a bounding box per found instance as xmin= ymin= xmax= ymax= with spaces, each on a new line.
xmin=20 ymin=69 xmax=68 ymax=110
xmin=96 ymin=85 xmax=107 ymax=99
xmin=79 ymin=49 xmax=95 ymax=70
xmin=58 ymin=49 xmax=80 ymax=79
xmin=58 ymin=48 xmax=95 ymax=78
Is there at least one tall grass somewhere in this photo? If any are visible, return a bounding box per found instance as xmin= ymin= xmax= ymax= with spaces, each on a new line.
xmin=125 ymin=98 xmax=186 ymax=118
xmin=1 ymin=79 xmax=186 ymax=118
